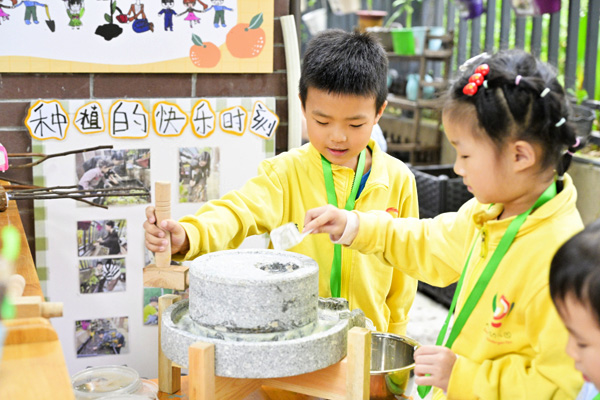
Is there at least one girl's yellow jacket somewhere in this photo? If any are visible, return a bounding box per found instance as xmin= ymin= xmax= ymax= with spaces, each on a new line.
xmin=177 ymin=140 xmax=419 ymax=334
xmin=351 ymin=175 xmax=584 ymax=399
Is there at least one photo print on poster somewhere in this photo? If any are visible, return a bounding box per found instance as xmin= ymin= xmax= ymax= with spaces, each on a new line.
xmin=79 ymin=258 xmax=126 ymax=294
xmin=142 ymin=287 xmax=189 ymax=325
xmin=75 ymin=317 xmax=129 ymax=357
xmin=77 ymin=219 xmax=127 ymax=257
xmin=75 ymin=148 xmax=151 ymax=207
xmin=178 ymin=146 xmax=220 ymax=203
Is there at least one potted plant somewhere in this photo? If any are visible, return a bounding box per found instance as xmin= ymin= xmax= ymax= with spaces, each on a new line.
xmin=568 ymin=88 xmax=596 ymax=139
xmin=356 ymin=0 xmax=387 ymax=33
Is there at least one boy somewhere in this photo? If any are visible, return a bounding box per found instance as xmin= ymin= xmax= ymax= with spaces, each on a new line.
xmin=144 ymin=29 xmax=419 ymax=334
xmin=550 ymin=218 xmax=600 ymax=400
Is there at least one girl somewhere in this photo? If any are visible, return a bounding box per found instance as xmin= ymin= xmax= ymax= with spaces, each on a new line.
xmin=305 ymin=49 xmax=585 ymax=399
xmin=0 ymin=0 xmax=13 ymax=24
xmin=64 ymin=0 xmax=84 ymax=30
xmin=550 ymin=218 xmax=600 ymax=400
xmin=178 ymin=0 xmax=207 ymax=28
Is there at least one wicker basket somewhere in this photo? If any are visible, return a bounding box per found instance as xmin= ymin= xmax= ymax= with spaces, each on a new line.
xmin=410 ymin=164 xmax=473 ymax=218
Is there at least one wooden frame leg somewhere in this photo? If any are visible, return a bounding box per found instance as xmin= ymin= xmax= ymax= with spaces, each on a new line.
xmin=346 ymin=327 xmax=371 ymax=400
xmin=158 ymin=294 xmax=182 ymax=394
xmin=189 ymin=342 xmax=216 ymax=400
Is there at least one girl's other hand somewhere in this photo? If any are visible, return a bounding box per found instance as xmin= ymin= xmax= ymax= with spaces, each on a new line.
xmin=414 ymin=345 xmax=457 ymax=392
xmin=304 ymin=205 xmax=348 ymax=242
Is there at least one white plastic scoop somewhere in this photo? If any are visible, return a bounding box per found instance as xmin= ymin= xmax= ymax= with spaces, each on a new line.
xmin=270 ymin=223 xmax=314 ymax=251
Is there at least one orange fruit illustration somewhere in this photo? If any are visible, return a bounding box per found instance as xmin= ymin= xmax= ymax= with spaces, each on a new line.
xmin=226 ymin=13 xmax=266 ymax=59
xmin=189 ymin=34 xmax=221 ymax=68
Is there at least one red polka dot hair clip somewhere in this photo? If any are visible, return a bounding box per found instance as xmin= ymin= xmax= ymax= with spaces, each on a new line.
xmin=463 ymin=63 xmax=490 ymax=96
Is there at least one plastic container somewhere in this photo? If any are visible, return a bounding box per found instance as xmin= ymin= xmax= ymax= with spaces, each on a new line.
xmin=427 ymin=26 xmax=446 ymax=51
xmin=391 ymin=28 xmax=415 ymax=55
xmin=411 ymin=26 xmax=428 ymax=55
xmin=72 ymin=366 xmax=158 ymax=400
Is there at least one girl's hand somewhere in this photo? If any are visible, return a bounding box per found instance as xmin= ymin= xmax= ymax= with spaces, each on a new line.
xmin=143 ymin=206 xmax=190 ymax=255
xmin=304 ymin=205 xmax=348 ymax=242
xmin=414 ymin=345 xmax=457 ymax=392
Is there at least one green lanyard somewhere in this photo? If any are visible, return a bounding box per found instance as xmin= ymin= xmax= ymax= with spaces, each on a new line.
xmin=321 ymin=149 xmax=366 ymax=298
xmin=418 ymin=182 xmax=557 ymax=398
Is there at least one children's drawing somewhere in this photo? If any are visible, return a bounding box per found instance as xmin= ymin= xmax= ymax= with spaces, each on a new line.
xmin=2 ymin=1 xmax=274 ymax=72
xmin=189 ymin=34 xmax=220 ymax=68
xmin=95 ymin=0 xmax=124 ymax=41
xmin=225 ymin=12 xmax=264 ymax=58
xmin=14 ymin=0 xmax=55 ymax=31
xmin=0 ymin=0 xmax=15 ymax=24
xmin=158 ymin=0 xmax=176 ymax=31
xmin=126 ymin=0 xmax=153 ymax=33
xmin=64 ymin=0 xmax=84 ymax=30
xmin=205 ymin=0 xmax=231 ymax=28
xmin=178 ymin=0 xmax=206 ymax=29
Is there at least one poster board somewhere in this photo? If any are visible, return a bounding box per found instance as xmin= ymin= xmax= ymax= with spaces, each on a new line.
xmin=0 ymin=0 xmax=273 ymax=73
xmin=32 ymin=97 xmax=275 ymax=377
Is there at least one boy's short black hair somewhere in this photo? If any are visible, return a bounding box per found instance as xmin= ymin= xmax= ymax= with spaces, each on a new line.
xmin=105 ymin=220 xmax=115 ymax=228
xmin=550 ymin=218 xmax=600 ymax=324
xmin=299 ymin=29 xmax=388 ymax=113
xmin=162 ymin=0 xmax=174 ymax=4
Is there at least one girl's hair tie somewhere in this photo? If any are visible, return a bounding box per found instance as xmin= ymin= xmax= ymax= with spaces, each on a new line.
xmin=573 ymin=137 xmax=580 ymax=148
xmin=515 ymin=75 xmax=522 ymax=86
xmin=462 ymin=64 xmax=490 ymax=96
xmin=540 ymin=88 xmax=550 ymax=98
xmin=555 ymin=117 xmax=566 ymax=127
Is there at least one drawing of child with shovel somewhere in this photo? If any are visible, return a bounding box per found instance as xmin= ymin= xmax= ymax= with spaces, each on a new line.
xmin=13 ymin=0 xmax=55 ymax=31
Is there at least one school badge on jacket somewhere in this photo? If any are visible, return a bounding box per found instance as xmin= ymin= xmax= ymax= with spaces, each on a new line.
xmin=491 ymin=294 xmax=514 ymax=328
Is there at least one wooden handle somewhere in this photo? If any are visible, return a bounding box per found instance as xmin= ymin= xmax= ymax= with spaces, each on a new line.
xmin=7 ymin=273 xmax=26 ymax=298
xmin=154 ymin=181 xmax=171 ymax=268
xmin=41 ymin=302 xmax=63 ymax=318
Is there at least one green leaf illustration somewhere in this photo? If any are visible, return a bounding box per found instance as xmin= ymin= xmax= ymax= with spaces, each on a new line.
xmin=248 ymin=13 xmax=263 ymax=30
xmin=192 ymin=34 xmax=204 ymax=46
xmin=111 ymin=0 xmax=117 ymax=13
xmin=104 ymin=13 xmax=111 ymax=23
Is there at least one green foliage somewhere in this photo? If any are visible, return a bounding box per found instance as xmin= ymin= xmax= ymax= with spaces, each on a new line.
xmin=567 ymin=88 xmax=589 ymax=105
xmin=385 ymin=0 xmax=422 ymax=28
xmin=104 ymin=13 xmax=111 ymax=23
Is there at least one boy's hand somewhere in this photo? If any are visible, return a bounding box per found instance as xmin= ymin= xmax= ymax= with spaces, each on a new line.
xmin=414 ymin=345 xmax=457 ymax=392
xmin=304 ymin=205 xmax=348 ymax=242
xmin=143 ymin=206 xmax=189 ymax=255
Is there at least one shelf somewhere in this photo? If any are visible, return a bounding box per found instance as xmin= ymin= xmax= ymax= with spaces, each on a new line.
xmin=387 ymin=94 xmax=444 ymax=110
xmin=387 ymin=49 xmax=453 ymax=61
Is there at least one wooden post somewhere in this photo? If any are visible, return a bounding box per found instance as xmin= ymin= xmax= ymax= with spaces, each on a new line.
xmin=346 ymin=327 xmax=371 ymax=400
xmin=189 ymin=342 xmax=216 ymax=400
xmin=158 ymin=294 xmax=181 ymax=394
xmin=154 ymin=181 xmax=171 ymax=268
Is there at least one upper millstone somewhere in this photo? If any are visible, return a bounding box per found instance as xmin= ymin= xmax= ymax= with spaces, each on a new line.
xmin=189 ymin=249 xmax=319 ymax=333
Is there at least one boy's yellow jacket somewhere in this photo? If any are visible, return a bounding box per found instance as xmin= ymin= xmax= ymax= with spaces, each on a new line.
xmin=351 ymin=175 xmax=583 ymax=399
xmin=176 ymin=140 xmax=419 ymax=334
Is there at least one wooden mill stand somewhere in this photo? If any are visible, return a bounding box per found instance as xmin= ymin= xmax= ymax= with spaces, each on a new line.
xmin=157 ymin=295 xmax=372 ymax=400
xmin=144 ymin=183 xmax=373 ymax=399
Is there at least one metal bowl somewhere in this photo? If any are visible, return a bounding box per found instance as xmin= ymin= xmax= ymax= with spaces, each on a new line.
xmin=370 ymin=332 xmax=420 ymax=400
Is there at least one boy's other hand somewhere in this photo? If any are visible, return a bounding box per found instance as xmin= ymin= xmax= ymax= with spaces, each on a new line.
xmin=143 ymin=206 xmax=189 ymax=255
xmin=304 ymin=205 xmax=348 ymax=242
xmin=414 ymin=345 xmax=457 ymax=392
